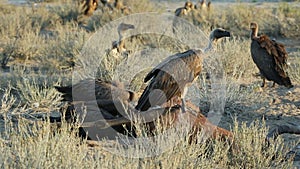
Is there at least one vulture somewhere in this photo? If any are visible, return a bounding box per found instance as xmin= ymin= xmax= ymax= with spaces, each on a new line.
xmin=114 ymin=0 xmax=131 ymax=15
xmin=100 ymin=0 xmax=131 ymax=14
xmin=173 ymin=1 xmax=195 ymax=34
xmin=55 ymin=78 xmax=137 ymax=116
xmin=174 ymin=1 xmax=195 ymax=17
xmin=82 ymin=0 xmax=99 ymax=16
xmin=100 ymin=0 xmax=114 ymax=10
xmin=111 ymin=22 xmax=135 ymax=55
xmin=207 ymin=1 xmax=211 ymax=11
xmin=250 ymin=22 xmax=293 ymax=88
xmin=199 ymin=0 xmax=207 ymax=9
xmin=135 ymin=28 xmax=231 ymax=112
xmin=195 ymin=0 xmax=211 ymax=11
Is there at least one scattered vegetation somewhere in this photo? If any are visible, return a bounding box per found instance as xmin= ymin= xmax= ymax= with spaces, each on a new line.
xmin=0 ymin=0 xmax=299 ymax=168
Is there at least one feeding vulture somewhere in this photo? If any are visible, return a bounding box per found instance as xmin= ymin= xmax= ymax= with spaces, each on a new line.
xmin=135 ymin=28 xmax=231 ymax=112
xmin=55 ymin=78 xmax=137 ymax=116
xmin=250 ymin=22 xmax=293 ymax=88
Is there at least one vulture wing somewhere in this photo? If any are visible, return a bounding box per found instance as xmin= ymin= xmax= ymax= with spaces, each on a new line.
xmin=144 ymin=50 xmax=197 ymax=82
xmin=56 ymin=79 xmax=133 ymax=102
xmin=136 ymin=50 xmax=202 ymax=111
xmin=251 ymin=35 xmax=292 ymax=88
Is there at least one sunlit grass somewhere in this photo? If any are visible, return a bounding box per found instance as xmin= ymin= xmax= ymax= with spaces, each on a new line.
xmin=0 ymin=0 xmax=299 ymax=168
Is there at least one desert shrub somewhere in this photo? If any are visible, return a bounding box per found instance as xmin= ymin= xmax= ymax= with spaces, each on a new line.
xmin=220 ymin=37 xmax=257 ymax=80
xmin=0 ymin=114 xmax=293 ymax=168
xmin=229 ymin=120 xmax=293 ymax=168
xmin=0 ymin=84 xmax=17 ymax=114
xmin=16 ymin=77 xmax=62 ymax=112
xmin=288 ymin=56 xmax=300 ymax=83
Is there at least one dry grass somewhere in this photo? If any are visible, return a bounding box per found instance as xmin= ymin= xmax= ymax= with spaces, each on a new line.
xmin=0 ymin=100 xmax=294 ymax=168
xmin=0 ymin=0 xmax=300 ymax=168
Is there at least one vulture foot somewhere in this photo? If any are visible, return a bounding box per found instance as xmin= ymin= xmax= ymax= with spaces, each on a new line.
xmin=261 ymin=78 xmax=267 ymax=88
xmin=272 ymin=82 xmax=276 ymax=88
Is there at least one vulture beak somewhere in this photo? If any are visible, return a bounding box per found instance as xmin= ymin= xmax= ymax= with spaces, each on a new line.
xmin=209 ymin=28 xmax=231 ymax=42
xmin=223 ymin=30 xmax=231 ymax=37
xmin=250 ymin=23 xmax=257 ymax=29
xmin=118 ymin=23 xmax=135 ymax=32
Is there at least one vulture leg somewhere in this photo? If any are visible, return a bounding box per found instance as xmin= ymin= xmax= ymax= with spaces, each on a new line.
xmin=261 ymin=77 xmax=266 ymax=88
xmin=181 ymin=87 xmax=188 ymax=113
xmin=272 ymin=82 xmax=276 ymax=88
xmin=181 ymin=98 xmax=187 ymax=113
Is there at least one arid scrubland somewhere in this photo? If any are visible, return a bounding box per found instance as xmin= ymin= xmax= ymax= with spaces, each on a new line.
xmin=0 ymin=0 xmax=300 ymax=168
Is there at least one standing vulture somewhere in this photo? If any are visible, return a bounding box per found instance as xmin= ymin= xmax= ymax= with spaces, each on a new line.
xmin=174 ymin=1 xmax=195 ymax=17
xmin=111 ymin=23 xmax=135 ymax=55
xmin=173 ymin=2 xmax=195 ymax=34
xmin=250 ymin=22 xmax=293 ymax=88
xmin=135 ymin=28 xmax=231 ymax=112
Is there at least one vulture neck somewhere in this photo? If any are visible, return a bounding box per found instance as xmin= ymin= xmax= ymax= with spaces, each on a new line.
xmin=204 ymin=39 xmax=216 ymax=52
xmin=251 ymin=27 xmax=258 ymax=40
xmin=117 ymin=31 xmax=125 ymax=52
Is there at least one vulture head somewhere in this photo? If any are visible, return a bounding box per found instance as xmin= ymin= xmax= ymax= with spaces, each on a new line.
xmin=184 ymin=1 xmax=195 ymax=10
xmin=204 ymin=28 xmax=230 ymax=52
xmin=117 ymin=23 xmax=135 ymax=37
xmin=200 ymin=0 xmax=206 ymax=7
xmin=209 ymin=28 xmax=231 ymax=42
xmin=250 ymin=22 xmax=258 ymax=38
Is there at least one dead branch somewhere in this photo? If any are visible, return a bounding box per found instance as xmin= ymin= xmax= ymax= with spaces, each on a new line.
xmin=267 ymin=124 xmax=300 ymax=140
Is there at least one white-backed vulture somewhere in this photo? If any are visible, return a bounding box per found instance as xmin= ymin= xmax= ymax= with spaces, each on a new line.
xmin=173 ymin=1 xmax=195 ymax=34
xmin=207 ymin=1 xmax=211 ymax=11
xmin=135 ymin=28 xmax=231 ymax=112
xmin=174 ymin=1 xmax=195 ymax=17
xmin=55 ymin=78 xmax=137 ymax=116
xmin=250 ymin=22 xmax=293 ymax=88
xmin=111 ymin=22 xmax=135 ymax=55
xmin=195 ymin=0 xmax=211 ymax=11
xmin=199 ymin=0 xmax=206 ymax=9
xmin=100 ymin=0 xmax=131 ymax=15
xmin=99 ymin=0 xmax=114 ymax=10
xmin=81 ymin=0 xmax=99 ymax=16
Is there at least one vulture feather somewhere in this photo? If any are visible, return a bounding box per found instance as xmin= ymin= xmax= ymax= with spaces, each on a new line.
xmin=250 ymin=22 xmax=293 ymax=88
xmin=135 ymin=28 xmax=231 ymax=112
xmin=55 ymin=78 xmax=137 ymax=116
xmin=174 ymin=1 xmax=195 ymax=17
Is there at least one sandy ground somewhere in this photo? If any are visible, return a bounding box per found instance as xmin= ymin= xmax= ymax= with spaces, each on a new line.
xmin=229 ymin=84 xmax=300 ymax=166
xmin=1 ymin=0 xmax=300 ymax=167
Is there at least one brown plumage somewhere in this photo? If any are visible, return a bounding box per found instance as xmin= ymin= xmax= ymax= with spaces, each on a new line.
xmin=100 ymin=0 xmax=131 ymax=14
xmin=199 ymin=0 xmax=206 ymax=9
xmin=100 ymin=0 xmax=114 ymax=10
xmin=135 ymin=28 xmax=231 ymax=112
xmin=55 ymin=78 xmax=137 ymax=116
xmin=207 ymin=1 xmax=211 ymax=11
xmin=175 ymin=1 xmax=195 ymax=17
xmin=195 ymin=0 xmax=211 ymax=11
xmin=250 ymin=22 xmax=293 ymax=88
xmin=82 ymin=0 xmax=99 ymax=16
xmin=173 ymin=1 xmax=195 ymax=34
